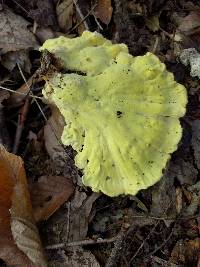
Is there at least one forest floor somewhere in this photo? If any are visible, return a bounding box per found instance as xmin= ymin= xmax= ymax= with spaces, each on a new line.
xmin=0 ymin=0 xmax=199 ymax=266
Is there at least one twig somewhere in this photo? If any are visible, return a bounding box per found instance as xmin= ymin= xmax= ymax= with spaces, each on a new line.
xmin=0 ymin=86 xmax=43 ymax=100
xmin=151 ymin=256 xmax=178 ymax=267
xmin=146 ymin=227 xmax=174 ymax=258
xmin=17 ymin=62 xmax=32 ymax=96
xmin=105 ymin=227 xmax=128 ymax=267
xmin=12 ymin=63 xmax=33 ymax=153
xmin=130 ymin=214 xmax=200 ymax=221
xmin=72 ymin=0 xmax=90 ymax=30
xmin=68 ymin=3 xmax=97 ymax=34
xmin=130 ymin=221 xmax=158 ymax=262
xmin=10 ymin=64 xmax=67 ymax=158
xmin=12 ymin=97 xmax=30 ymax=153
xmin=11 ymin=0 xmax=29 ymax=14
xmin=46 ymin=236 xmax=117 ymax=250
xmin=93 ymin=15 xmax=103 ymax=31
xmin=129 ymin=198 xmax=174 ymax=264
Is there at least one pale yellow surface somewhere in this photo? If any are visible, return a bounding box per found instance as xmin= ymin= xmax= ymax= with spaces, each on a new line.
xmin=41 ymin=31 xmax=187 ymax=196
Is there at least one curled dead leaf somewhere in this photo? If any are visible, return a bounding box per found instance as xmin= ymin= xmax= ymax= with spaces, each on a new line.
xmin=56 ymin=0 xmax=74 ymax=31
xmin=0 ymin=7 xmax=38 ymax=54
xmin=44 ymin=105 xmax=66 ymax=164
xmin=178 ymin=11 xmax=200 ymax=36
xmin=170 ymin=238 xmax=200 ymax=266
xmin=30 ymin=175 xmax=74 ymax=222
xmin=0 ymin=145 xmax=47 ymax=267
xmin=93 ymin=0 xmax=113 ymax=25
xmin=0 ymin=6 xmax=38 ymax=72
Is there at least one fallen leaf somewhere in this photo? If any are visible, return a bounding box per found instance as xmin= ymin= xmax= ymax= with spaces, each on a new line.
xmin=34 ymin=26 xmax=56 ymax=43
xmin=173 ymin=10 xmax=200 ymax=48
xmin=43 ymin=190 xmax=100 ymax=248
xmin=44 ymin=105 xmax=66 ymax=165
xmin=0 ymin=88 xmax=9 ymax=103
xmin=178 ymin=11 xmax=200 ymax=36
xmin=93 ymin=0 xmax=113 ymax=25
xmin=56 ymin=0 xmax=74 ymax=31
xmin=0 ymin=6 xmax=38 ymax=72
xmin=150 ymin=166 xmax=176 ymax=226
xmin=27 ymin=0 xmax=59 ymax=30
xmin=6 ymin=72 xmax=42 ymax=107
xmin=30 ymin=175 xmax=74 ymax=222
xmin=184 ymin=181 xmax=200 ymax=216
xmin=49 ymin=247 xmax=100 ymax=267
xmin=170 ymin=238 xmax=200 ymax=266
xmin=1 ymin=50 xmax=31 ymax=72
xmin=171 ymin=158 xmax=198 ymax=185
xmin=0 ymin=7 xmax=38 ymax=54
xmin=67 ymin=191 xmax=99 ymax=242
xmin=0 ymin=145 xmax=47 ymax=266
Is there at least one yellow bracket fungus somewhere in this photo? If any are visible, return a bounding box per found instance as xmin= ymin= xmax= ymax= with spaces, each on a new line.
xmin=41 ymin=31 xmax=187 ymax=197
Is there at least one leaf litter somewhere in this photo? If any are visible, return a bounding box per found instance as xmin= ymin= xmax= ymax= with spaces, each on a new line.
xmin=0 ymin=0 xmax=200 ymax=266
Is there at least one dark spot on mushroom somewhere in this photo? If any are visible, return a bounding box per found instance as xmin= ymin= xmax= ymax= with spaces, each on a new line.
xmin=106 ymin=176 xmax=111 ymax=180
xmin=86 ymin=57 xmax=91 ymax=62
xmin=116 ymin=111 xmax=123 ymax=118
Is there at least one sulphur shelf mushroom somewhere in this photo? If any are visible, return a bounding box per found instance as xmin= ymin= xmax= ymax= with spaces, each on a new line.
xmin=40 ymin=31 xmax=187 ymax=197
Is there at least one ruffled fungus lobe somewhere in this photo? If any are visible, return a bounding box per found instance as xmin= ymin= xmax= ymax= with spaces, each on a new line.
xmin=41 ymin=31 xmax=187 ymax=196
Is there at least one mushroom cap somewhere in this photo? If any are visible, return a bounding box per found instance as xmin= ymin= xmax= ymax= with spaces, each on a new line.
xmin=41 ymin=31 xmax=187 ymax=196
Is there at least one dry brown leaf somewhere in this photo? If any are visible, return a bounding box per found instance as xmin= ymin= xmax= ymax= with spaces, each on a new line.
xmin=0 ymin=7 xmax=38 ymax=54
xmin=30 ymin=175 xmax=74 ymax=222
xmin=1 ymin=50 xmax=31 ymax=72
xmin=173 ymin=10 xmax=200 ymax=48
xmin=0 ymin=145 xmax=47 ymax=267
xmin=170 ymin=238 xmax=200 ymax=265
xmin=49 ymin=247 xmax=100 ymax=267
xmin=178 ymin=11 xmax=200 ymax=36
xmin=34 ymin=26 xmax=56 ymax=44
xmin=0 ymin=89 xmax=9 ymax=104
xmin=93 ymin=0 xmax=113 ymax=25
xmin=56 ymin=0 xmax=74 ymax=31
xmin=60 ymin=190 xmax=100 ymax=243
xmin=44 ymin=105 xmax=66 ymax=164
xmin=6 ymin=72 xmax=42 ymax=107
xmin=151 ymin=166 xmax=176 ymax=226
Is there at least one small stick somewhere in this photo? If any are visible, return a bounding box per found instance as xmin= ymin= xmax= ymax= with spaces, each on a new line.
xmin=145 ymin=228 xmax=174 ymax=259
xmin=105 ymin=227 xmax=128 ymax=267
xmin=12 ymin=63 xmax=35 ymax=153
xmin=46 ymin=236 xmax=117 ymax=250
xmin=0 ymin=86 xmax=43 ymax=100
xmin=73 ymin=0 xmax=90 ymax=30
xmin=68 ymin=3 xmax=97 ymax=34
xmin=12 ymin=97 xmax=30 ymax=153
